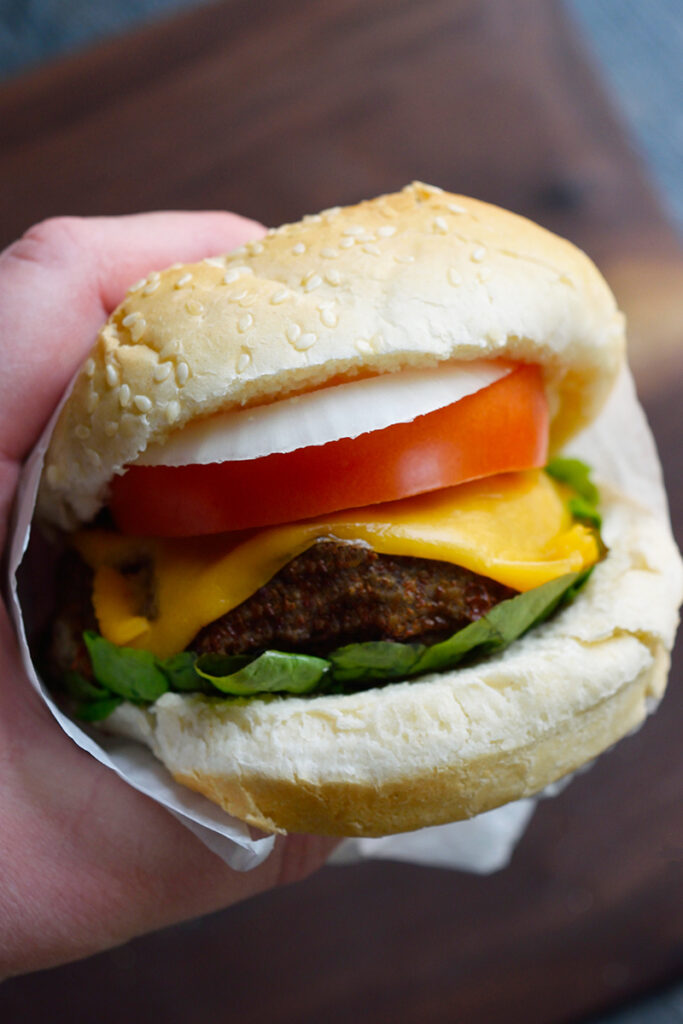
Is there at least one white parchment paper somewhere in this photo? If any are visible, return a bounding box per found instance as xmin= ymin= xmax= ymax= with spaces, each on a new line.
xmin=6 ymin=366 xmax=673 ymax=873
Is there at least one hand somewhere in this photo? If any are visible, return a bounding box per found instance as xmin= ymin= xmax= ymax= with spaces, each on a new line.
xmin=0 ymin=214 xmax=340 ymax=979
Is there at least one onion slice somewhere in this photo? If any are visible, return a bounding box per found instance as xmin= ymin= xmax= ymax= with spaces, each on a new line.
xmin=137 ymin=360 xmax=513 ymax=467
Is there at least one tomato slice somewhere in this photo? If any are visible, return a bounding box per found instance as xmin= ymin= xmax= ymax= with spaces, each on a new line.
xmin=110 ymin=364 xmax=549 ymax=537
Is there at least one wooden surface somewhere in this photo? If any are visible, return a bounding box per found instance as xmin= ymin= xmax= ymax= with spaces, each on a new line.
xmin=0 ymin=1 xmax=681 ymax=1021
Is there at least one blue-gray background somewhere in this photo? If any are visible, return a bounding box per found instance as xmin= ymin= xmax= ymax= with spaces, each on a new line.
xmin=0 ymin=1 xmax=681 ymax=1021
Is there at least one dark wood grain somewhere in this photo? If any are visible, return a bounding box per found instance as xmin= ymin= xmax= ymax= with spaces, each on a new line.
xmin=0 ymin=1 xmax=681 ymax=1022
xmin=1 ymin=0 xmax=681 ymax=264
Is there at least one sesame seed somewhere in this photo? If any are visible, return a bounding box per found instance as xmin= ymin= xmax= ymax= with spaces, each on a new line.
xmin=394 ymin=254 xmax=415 ymax=264
xmin=175 ymin=273 xmax=193 ymax=288
xmin=203 ymin=256 xmax=225 ymax=268
xmin=230 ymin=289 xmax=249 ymax=302
xmin=105 ymin=364 xmax=119 ymax=388
xmin=478 ymin=267 xmax=492 ymax=282
xmin=86 ymin=392 xmax=99 ymax=413
xmin=176 ymin=362 xmax=190 ymax=384
xmin=321 ymin=248 xmax=339 ymax=259
xmin=448 ymin=267 xmax=463 ymax=286
xmin=239 ymin=293 xmax=257 ymax=307
xmin=118 ymin=384 xmax=131 ymax=408
xmin=320 ymin=307 xmax=338 ymax=328
xmin=271 ymin=288 xmax=289 ymax=304
xmin=46 ymin=465 xmax=60 ymax=486
xmin=304 ymin=274 xmax=322 ymax=292
xmin=343 ymin=225 xmax=365 ymax=236
xmin=130 ymin=319 xmax=146 ymax=342
xmin=84 ymin=358 xmax=96 ymax=378
xmin=434 ymin=216 xmax=448 ymax=234
xmin=325 ymin=269 xmax=341 ymax=285
xmin=321 ymin=206 xmax=341 ymax=218
xmin=377 ymin=225 xmax=396 ymax=237
xmin=339 ymin=237 xmax=355 ymax=249
xmin=153 ymin=362 xmax=173 ymax=382
xmin=249 ymin=242 xmax=264 ymax=254
xmin=143 ymin=278 xmax=161 ymax=295
xmin=104 ymin=421 xmax=119 ymax=437
xmin=122 ymin=312 xmax=142 ymax=327
xmin=169 ymin=263 xmax=183 ymax=270
xmin=185 ymin=299 xmax=203 ymax=316
xmin=302 ymin=214 xmax=322 ymax=224
xmin=75 ymin=424 xmax=90 ymax=440
xmin=85 ymin=448 xmax=101 ymax=467
xmin=238 ymin=313 xmax=254 ymax=332
xmin=355 ymin=339 xmax=372 ymax=354
xmin=293 ymin=332 xmax=317 ymax=351
xmin=223 ymin=266 xmax=253 ymax=283
xmin=236 ymin=350 xmax=251 ymax=373
xmin=166 ymin=400 xmax=180 ymax=424
xmin=128 ymin=278 xmax=146 ymax=293
xmin=363 ymin=244 xmax=381 ymax=256
xmin=292 ymin=243 xmax=306 ymax=255
xmin=286 ymin=323 xmax=301 ymax=342
xmin=134 ymin=395 xmax=153 ymax=413
xmin=448 ymin=202 xmax=467 ymax=214
xmin=472 ymin=246 xmax=487 ymax=262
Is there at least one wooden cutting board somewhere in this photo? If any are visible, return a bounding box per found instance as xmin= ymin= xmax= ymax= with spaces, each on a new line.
xmin=0 ymin=2 xmax=681 ymax=1021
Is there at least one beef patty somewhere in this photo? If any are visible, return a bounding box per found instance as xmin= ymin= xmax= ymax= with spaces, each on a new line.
xmin=192 ymin=541 xmax=516 ymax=656
xmin=50 ymin=542 xmax=516 ymax=677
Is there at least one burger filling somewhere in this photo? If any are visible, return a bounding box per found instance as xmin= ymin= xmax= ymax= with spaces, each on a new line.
xmin=44 ymin=360 xmax=606 ymax=718
xmin=49 ymin=457 xmax=603 ymax=720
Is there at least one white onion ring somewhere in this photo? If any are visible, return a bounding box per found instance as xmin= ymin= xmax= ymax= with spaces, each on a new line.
xmin=137 ymin=360 xmax=512 ymax=467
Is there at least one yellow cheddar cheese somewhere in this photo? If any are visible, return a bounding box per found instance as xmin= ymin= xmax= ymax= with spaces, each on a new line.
xmin=75 ymin=470 xmax=599 ymax=659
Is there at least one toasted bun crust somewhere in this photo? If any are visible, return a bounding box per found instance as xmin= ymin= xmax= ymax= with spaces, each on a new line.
xmin=38 ymin=182 xmax=624 ymax=528
xmin=106 ymin=487 xmax=682 ymax=836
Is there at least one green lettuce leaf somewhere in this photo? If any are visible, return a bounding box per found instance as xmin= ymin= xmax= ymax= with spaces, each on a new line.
xmin=567 ymin=495 xmax=602 ymax=529
xmin=76 ymin=696 xmax=124 ymax=722
xmin=545 ymin=456 xmax=602 ymax=528
xmin=64 ymin=669 xmax=110 ymax=702
xmin=195 ymin=650 xmax=329 ymax=696
xmin=545 ymin=457 xmax=599 ymax=504
xmin=327 ymin=641 xmax=425 ymax=684
xmin=160 ymin=651 xmax=212 ymax=692
xmin=83 ymin=631 xmax=169 ymax=702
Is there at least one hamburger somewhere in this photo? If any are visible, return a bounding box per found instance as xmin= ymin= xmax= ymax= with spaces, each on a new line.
xmin=37 ymin=183 xmax=682 ymax=836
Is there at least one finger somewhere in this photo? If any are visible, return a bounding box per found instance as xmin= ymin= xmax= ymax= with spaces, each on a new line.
xmin=0 ymin=212 xmax=266 ymax=464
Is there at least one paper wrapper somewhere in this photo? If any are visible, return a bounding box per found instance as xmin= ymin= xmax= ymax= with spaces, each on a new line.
xmin=7 ymin=367 xmax=677 ymax=873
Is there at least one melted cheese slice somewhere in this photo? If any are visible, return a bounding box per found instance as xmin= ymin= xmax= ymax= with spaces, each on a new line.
xmin=75 ymin=470 xmax=599 ymax=659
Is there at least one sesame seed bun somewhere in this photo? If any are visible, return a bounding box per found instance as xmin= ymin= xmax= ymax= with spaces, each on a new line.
xmin=38 ymin=182 xmax=624 ymax=529
xmin=36 ymin=184 xmax=682 ymax=839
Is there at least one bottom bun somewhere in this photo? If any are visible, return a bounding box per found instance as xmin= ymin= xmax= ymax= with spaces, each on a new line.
xmin=106 ymin=487 xmax=682 ymax=836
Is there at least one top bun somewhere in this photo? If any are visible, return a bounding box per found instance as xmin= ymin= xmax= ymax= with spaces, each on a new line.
xmin=38 ymin=183 xmax=625 ymax=529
